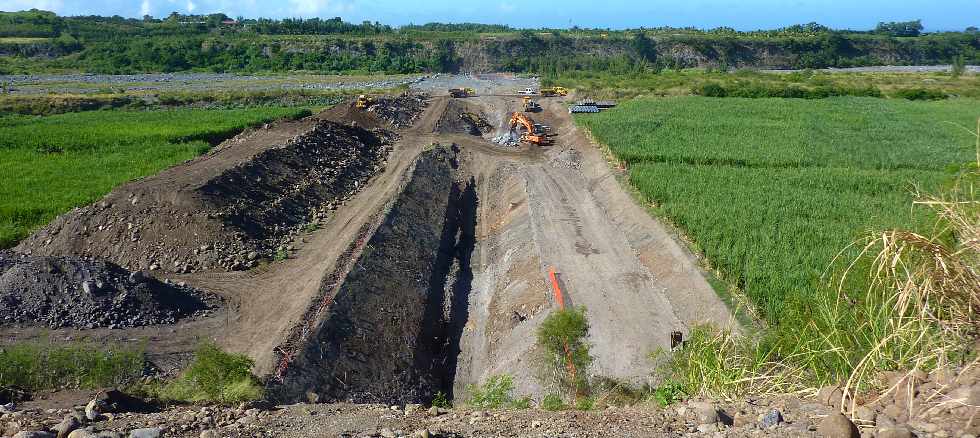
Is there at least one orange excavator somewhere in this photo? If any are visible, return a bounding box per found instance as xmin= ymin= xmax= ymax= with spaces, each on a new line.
xmin=509 ymin=112 xmax=552 ymax=146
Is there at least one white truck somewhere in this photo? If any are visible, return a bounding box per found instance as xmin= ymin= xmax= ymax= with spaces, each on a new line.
xmin=517 ymin=87 xmax=538 ymax=96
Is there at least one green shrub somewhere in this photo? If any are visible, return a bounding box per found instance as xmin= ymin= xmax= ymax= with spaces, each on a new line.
xmin=650 ymin=380 xmax=686 ymax=407
xmin=535 ymin=306 xmax=593 ymax=395
xmin=892 ymin=88 xmax=947 ymax=100
xmin=466 ymin=375 xmax=515 ymax=409
xmin=0 ymin=341 xmax=144 ymax=391
xmin=158 ymin=343 xmax=263 ymax=404
xmin=540 ymin=393 xmax=566 ymax=411
xmin=574 ymin=396 xmax=596 ymax=410
xmin=431 ymin=390 xmax=451 ymax=408
xmin=510 ymin=396 xmax=532 ymax=409
xmin=696 ymin=82 xmax=727 ymax=97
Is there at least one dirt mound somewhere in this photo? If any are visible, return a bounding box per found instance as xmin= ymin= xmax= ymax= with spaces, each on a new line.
xmin=434 ymin=100 xmax=492 ymax=135
xmin=0 ymin=251 xmax=216 ymax=329
xmin=268 ymin=145 xmax=478 ymax=405
xmin=17 ymin=120 xmax=394 ymax=274
xmin=369 ymin=93 xmax=429 ymax=128
xmin=317 ymin=93 xmax=429 ymax=130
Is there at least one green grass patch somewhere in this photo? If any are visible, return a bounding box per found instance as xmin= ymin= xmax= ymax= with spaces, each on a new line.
xmin=0 ymin=107 xmax=309 ymax=248
xmin=465 ymin=374 xmax=530 ymax=410
xmin=0 ymin=341 xmax=144 ymax=391
xmin=577 ymin=96 xmax=979 ymax=323
xmin=152 ymin=343 xmax=263 ymax=404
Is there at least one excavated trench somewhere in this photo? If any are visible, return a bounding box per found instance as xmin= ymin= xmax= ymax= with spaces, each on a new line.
xmin=268 ymin=145 xmax=479 ymax=404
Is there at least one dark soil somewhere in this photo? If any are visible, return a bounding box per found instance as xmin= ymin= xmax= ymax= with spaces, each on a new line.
xmin=0 ymin=251 xmax=216 ymax=329
xmin=268 ymin=145 xmax=479 ymax=405
xmin=16 ymin=120 xmax=394 ymax=275
xmin=434 ymin=100 xmax=492 ymax=135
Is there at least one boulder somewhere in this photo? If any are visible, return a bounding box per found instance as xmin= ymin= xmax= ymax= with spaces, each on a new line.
xmin=67 ymin=430 xmax=98 ymax=438
xmin=875 ymin=427 xmax=913 ymax=438
xmin=818 ymin=412 xmax=859 ymax=438
xmin=127 ymin=428 xmax=160 ymax=438
xmin=759 ymin=409 xmax=783 ymax=429
xmin=52 ymin=416 xmax=80 ymax=438
xmin=13 ymin=432 xmax=56 ymax=438
xmin=689 ymin=401 xmax=719 ymax=425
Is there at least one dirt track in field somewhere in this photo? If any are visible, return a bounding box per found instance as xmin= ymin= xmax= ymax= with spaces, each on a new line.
xmin=4 ymin=75 xmax=733 ymax=402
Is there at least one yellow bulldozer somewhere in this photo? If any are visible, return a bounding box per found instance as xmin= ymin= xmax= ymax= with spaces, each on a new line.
xmin=449 ymin=88 xmax=476 ymax=98
xmin=355 ymin=95 xmax=373 ymax=109
xmin=522 ymin=96 xmax=542 ymax=112
xmin=540 ymin=86 xmax=568 ymax=97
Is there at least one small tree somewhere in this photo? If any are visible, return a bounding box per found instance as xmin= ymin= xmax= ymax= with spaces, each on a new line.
xmin=536 ymin=306 xmax=593 ymax=398
xmin=952 ymin=55 xmax=966 ymax=78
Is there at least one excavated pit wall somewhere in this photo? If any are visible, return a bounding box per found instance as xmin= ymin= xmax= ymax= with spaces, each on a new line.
xmin=268 ymin=146 xmax=478 ymax=404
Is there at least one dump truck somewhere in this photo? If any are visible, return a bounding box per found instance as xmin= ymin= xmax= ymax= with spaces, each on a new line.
xmin=540 ymin=86 xmax=568 ymax=97
xmin=448 ymin=88 xmax=476 ymax=98
xmin=509 ymin=112 xmax=552 ymax=146
xmin=522 ymin=96 xmax=542 ymax=112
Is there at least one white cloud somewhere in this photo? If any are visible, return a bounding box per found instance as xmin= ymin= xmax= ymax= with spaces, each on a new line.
xmin=140 ymin=0 xmax=151 ymax=16
xmin=499 ymin=2 xmax=515 ymax=13
xmin=186 ymin=0 xmax=196 ymax=12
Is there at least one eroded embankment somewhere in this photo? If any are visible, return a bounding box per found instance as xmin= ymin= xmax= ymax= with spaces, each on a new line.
xmin=16 ymin=120 xmax=393 ymax=275
xmin=268 ymin=146 xmax=478 ymax=404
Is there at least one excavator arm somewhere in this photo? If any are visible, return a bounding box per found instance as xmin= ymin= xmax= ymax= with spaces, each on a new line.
xmin=509 ymin=112 xmax=551 ymax=146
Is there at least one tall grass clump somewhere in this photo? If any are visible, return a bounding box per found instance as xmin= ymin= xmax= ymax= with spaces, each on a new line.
xmin=156 ymin=343 xmax=263 ymax=404
xmin=0 ymin=341 xmax=144 ymax=391
xmin=465 ymin=374 xmax=530 ymax=409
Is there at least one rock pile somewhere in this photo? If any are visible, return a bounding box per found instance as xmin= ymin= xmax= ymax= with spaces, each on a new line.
xmin=366 ymin=93 xmax=428 ymax=128
xmin=0 ymin=251 xmax=216 ymax=329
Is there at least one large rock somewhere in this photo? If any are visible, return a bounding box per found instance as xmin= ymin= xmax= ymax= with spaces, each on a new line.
xmin=875 ymin=427 xmax=913 ymax=438
xmin=13 ymin=432 xmax=56 ymax=438
xmin=127 ymin=428 xmax=160 ymax=438
xmin=52 ymin=416 xmax=80 ymax=438
xmin=85 ymin=399 xmax=105 ymax=421
xmin=67 ymin=430 xmax=98 ymax=438
xmin=689 ymin=401 xmax=720 ymax=425
xmin=818 ymin=412 xmax=859 ymax=438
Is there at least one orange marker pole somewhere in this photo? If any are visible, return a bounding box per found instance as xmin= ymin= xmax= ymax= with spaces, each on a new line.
xmin=548 ymin=266 xmax=578 ymax=395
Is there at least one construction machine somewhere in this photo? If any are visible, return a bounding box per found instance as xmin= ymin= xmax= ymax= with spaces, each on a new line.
xmin=522 ymin=96 xmax=542 ymax=112
xmin=509 ymin=112 xmax=552 ymax=146
xmin=540 ymin=86 xmax=568 ymax=97
xmin=355 ymin=95 xmax=373 ymax=109
xmin=448 ymin=87 xmax=476 ymax=98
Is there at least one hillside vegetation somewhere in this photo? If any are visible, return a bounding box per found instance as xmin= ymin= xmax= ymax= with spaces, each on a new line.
xmin=0 ymin=107 xmax=309 ymax=248
xmin=0 ymin=10 xmax=977 ymax=74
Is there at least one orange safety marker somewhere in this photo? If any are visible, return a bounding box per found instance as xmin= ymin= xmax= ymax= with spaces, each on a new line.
xmin=547 ymin=266 xmax=578 ymax=393
xmin=548 ymin=266 xmax=565 ymax=310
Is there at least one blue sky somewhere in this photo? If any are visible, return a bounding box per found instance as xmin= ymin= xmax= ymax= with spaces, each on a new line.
xmin=2 ymin=0 xmax=977 ymax=31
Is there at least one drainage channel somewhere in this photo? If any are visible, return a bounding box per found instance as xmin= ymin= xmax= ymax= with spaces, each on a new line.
xmin=267 ymin=145 xmax=478 ymax=405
